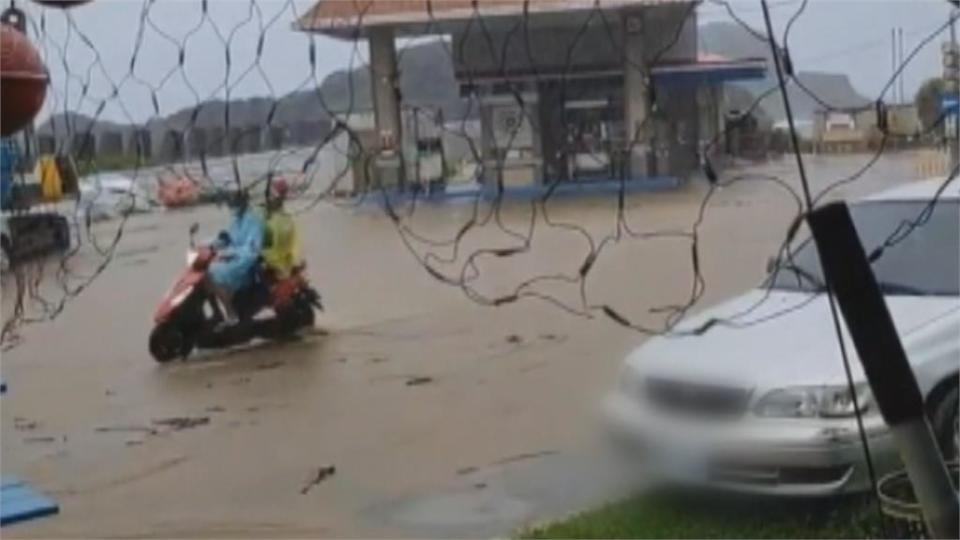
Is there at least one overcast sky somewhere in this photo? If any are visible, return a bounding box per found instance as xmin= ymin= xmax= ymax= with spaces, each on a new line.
xmin=20 ymin=0 xmax=957 ymax=124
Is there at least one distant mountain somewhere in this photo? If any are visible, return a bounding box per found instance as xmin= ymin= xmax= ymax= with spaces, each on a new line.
xmin=37 ymin=40 xmax=467 ymax=139
xmin=36 ymin=111 xmax=128 ymax=137
xmin=700 ymin=21 xmax=872 ymax=120
xmin=309 ymin=39 xmax=466 ymax=116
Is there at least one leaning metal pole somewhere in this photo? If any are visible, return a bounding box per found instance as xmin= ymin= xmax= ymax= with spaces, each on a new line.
xmin=808 ymin=203 xmax=959 ymax=540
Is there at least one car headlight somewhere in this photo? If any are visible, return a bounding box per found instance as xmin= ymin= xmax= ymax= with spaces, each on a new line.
xmin=754 ymin=384 xmax=872 ymax=418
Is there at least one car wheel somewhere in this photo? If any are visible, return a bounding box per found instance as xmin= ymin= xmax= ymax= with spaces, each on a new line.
xmin=295 ymin=299 xmax=315 ymax=329
xmin=931 ymin=386 xmax=959 ymax=462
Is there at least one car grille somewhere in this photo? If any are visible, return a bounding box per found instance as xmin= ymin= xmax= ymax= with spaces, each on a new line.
xmin=708 ymin=462 xmax=853 ymax=486
xmin=644 ymin=377 xmax=751 ymax=419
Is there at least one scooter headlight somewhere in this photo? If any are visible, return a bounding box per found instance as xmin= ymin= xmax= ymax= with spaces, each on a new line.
xmin=186 ymin=250 xmax=199 ymax=266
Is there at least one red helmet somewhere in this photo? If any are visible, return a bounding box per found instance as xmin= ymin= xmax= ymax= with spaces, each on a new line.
xmin=270 ymin=178 xmax=289 ymax=199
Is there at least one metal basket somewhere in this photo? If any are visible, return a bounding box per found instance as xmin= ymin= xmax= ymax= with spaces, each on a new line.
xmin=877 ymin=462 xmax=958 ymax=537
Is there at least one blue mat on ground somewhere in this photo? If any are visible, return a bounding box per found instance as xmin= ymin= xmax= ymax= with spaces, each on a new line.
xmin=358 ymin=176 xmax=683 ymax=207
xmin=1 ymin=476 xmax=59 ymax=526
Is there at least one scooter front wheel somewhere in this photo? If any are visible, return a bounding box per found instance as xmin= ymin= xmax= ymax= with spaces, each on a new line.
xmin=149 ymin=322 xmax=193 ymax=363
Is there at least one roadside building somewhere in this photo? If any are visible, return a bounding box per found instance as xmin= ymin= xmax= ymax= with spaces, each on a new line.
xmin=297 ymin=0 xmax=766 ymax=193
xmin=814 ymin=103 xmax=921 ymax=153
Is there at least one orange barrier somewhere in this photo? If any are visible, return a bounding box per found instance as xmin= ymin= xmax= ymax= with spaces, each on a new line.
xmin=157 ymin=176 xmax=200 ymax=208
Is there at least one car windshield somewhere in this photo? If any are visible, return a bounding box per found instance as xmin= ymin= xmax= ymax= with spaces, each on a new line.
xmin=770 ymin=199 xmax=959 ymax=296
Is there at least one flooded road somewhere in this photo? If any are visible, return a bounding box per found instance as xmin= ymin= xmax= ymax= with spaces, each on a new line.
xmin=0 ymin=152 xmax=931 ymax=537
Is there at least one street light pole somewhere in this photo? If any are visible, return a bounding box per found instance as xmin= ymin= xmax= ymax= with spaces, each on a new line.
xmin=950 ymin=9 xmax=959 ymax=169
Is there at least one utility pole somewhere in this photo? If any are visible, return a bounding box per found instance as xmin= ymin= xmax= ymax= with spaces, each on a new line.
xmin=892 ymin=28 xmax=898 ymax=102
xmin=948 ymin=9 xmax=959 ymax=168
xmin=899 ymin=27 xmax=906 ymax=105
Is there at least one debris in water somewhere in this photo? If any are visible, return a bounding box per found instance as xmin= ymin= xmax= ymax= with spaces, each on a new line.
xmin=255 ymin=360 xmax=285 ymax=371
xmin=122 ymin=258 xmax=150 ymax=267
xmin=456 ymin=450 xmax=559 ymax=477
xmin=474 ymin=482 xmax=487 ymax=490
xmin=505 ymin=334 xmax=523 ymax=345
xmin=14 ymin=419 xmax=38 ymax=431
xmin=125 ymin=440 xmax=144 ymax=447
xmin=301 ymin=465 xmax=336 ymax=494
xmin=405 ymin=376 xmax=434 ymax=387
xmin=152 ymin=416 xmax=210 ymax=431
xmin=116 ymin=245 xmax=159 ymax=259
xmin=205 ymin=406 xmax=226 ymax=413
xmin=96 ymin=425 xmax=158 ymax=435
xmin=490 ymin=449 xmax=559 ymax=467
xmin=370 ymin=356 xmax=387 ymax=364
xmin=23 ymin=436 xmax=55 ymax=444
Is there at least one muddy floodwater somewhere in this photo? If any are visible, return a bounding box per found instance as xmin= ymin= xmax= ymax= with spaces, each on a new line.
xmin=0 ymin=153 xmax=929 ymax=537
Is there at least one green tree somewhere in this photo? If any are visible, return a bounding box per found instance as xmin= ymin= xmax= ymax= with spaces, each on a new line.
xmin=915 ymin=77 xmax=947 ymax=134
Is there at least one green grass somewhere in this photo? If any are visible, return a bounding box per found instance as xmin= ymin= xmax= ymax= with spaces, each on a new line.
xmin=519 ymin=491 xmax=913 ymax=539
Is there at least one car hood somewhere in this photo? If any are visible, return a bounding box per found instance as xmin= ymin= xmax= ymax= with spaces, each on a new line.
xmin=626 ymin=289 xmax=959 ymax=389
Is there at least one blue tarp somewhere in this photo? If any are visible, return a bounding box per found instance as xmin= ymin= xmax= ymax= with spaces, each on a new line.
xmin=1 ymin=476 xmax=59 ymax=526
xmin=361 ymin=176 xmax=682 ymax=207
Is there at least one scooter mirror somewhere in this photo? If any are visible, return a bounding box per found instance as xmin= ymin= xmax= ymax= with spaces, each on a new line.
xmin=189 ymin=223 xmax=199 ymax=247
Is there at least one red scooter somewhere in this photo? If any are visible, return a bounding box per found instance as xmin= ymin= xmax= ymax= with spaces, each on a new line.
xmin=148 ymin=224 xmax=322 ymax=363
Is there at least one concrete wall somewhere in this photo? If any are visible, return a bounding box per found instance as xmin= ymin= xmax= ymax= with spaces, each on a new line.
xmin=98 ymin=131 xmax=124 ymax=156
xmin=127 ymin=130 xmax=152 ymax=160
xmin=71 ymin=133 xmax=96 ymax=161
xmin=290 ymin=121 xmax=331 ymax=147
xmin=157 ymin=130 xmax=185 ymax=162
xmin=207 ymin=127 xmax=225 ymax=157
xmin=187 ymin=129 xmax=208 ymax=158
xmin=266 ymin=126 xmax=287 ymax=151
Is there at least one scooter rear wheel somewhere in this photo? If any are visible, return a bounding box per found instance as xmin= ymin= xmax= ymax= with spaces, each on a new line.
xmin=149 ymin=322 xmax=192 ymax=363
xmin=295 ymin=300 xmax=315 ymax=329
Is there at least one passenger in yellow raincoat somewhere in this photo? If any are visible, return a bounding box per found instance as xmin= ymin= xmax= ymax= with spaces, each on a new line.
xmin=261 ymin=178 xmax=301 ymax=279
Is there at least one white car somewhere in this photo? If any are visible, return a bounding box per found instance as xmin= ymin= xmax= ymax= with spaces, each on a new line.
xmin=605 ymin=177 xmax=959 ymax=496
xmin=77 ymin=173 xmax=154 ymax=222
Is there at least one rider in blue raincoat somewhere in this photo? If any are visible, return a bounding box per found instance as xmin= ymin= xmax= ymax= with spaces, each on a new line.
xmin=208 ymin=190 xmax=264 ymax=324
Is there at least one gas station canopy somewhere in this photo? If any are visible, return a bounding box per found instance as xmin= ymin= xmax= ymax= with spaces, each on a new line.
xmin=652 ymin=53 xmax=767 ymax=85
xmin=296 ymin=0 xmax=687 ymax=37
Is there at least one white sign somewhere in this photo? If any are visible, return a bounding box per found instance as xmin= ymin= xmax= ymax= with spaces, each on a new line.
xmin=491 ymin=105 xmax=533 ymax=149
